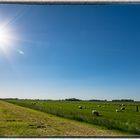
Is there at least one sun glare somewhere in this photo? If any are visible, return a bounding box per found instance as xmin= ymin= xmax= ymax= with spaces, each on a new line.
xmin=0 ymin=24 xmax=24 ymax=56
xmin=0 ymin=26 xmax=13 ymax=51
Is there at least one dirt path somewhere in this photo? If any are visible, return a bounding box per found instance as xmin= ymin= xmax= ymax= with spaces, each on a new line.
xmin=0 ymin=100 xmax=131 ymax=137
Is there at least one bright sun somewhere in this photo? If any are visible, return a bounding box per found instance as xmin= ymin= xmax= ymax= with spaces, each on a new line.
xmin=0 ymin=24 xmax=24 ymax=57
xmin=0 ymin=24 xmax=24 ymax=56
xmin=0 ymin=27 xmax=13 ymax=51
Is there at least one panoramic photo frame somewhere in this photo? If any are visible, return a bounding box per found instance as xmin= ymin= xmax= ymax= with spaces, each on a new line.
xmin=0 ymin=0 xmax=140 ymax=138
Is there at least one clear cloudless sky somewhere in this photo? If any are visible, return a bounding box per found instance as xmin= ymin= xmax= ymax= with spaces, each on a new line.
xmin=0 ymin=4 xmax=140 ymax=100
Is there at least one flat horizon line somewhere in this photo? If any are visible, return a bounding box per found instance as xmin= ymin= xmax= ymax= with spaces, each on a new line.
xmin=0 ymin=97 xmax=139 ymax=102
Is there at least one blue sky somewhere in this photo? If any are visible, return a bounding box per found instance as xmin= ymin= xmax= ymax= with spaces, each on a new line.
xmin=0 ymin=4 xmax=140 ymax=100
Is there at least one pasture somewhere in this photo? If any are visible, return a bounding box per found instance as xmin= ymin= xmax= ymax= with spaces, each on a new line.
xmin=0 ymin=100 xmax=130 ymax=136
xmin=5 ymin=99 xmax=140 ymax=135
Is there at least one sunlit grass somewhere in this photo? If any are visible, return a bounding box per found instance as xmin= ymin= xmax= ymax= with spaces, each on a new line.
xmin=5 ymin=99 xmax=140 ymax=135
xmin=0 ymin=100 xmax=130 ymax=137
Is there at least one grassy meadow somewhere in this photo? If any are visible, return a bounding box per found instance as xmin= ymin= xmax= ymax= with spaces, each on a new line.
xmin=5 ymin=99 xmax=140 ymax=135
xmin=0 ymin=100 xmax=130 ymax=137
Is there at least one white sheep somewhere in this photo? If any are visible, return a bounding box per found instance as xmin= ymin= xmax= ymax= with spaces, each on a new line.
xmin=92 ymin=110 xmax=99 ymax=116
xmin=78 ymin=106 xmax=82 ymax=109
xmin=121 ymin=107 xmax=125 ymax=111
xmin=116 ymin=109 xmax=121 ymax=112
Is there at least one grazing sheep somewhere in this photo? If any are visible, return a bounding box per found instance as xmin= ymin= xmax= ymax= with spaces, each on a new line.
xmin=116 ymin=109 xmax=121 ymax=112
xmin=121 ymin=104 xmax=125 ymax=106
xmin=78 ymin=106 xmax=82 ymax=109
xmin=121 ymin=107 xmax=125 ymax=111
xmin=92 ymin=110 xmax=99 ymax=116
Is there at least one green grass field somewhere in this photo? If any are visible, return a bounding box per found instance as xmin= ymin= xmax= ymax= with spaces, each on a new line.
xmin=5 ymin=99 xmax=140 ymax=135
xmin=0 ymin=100 xmax=131 ymax=137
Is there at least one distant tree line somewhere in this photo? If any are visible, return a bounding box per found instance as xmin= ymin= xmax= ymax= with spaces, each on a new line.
xmin=89 ymin=99 xmax=107 ymax=102
xmin=0 ymin=98 xmax=136 ymax=102
xmin=112 ymin=99 xmax=134 ymax=102
xmin=65 ymin=98 xmax=81 ymax=101
xmin=0 ymin=98 xmax=19 ymax=100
